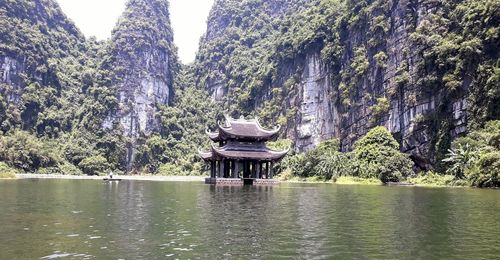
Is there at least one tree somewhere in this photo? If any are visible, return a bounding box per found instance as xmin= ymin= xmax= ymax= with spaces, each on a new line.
xmin=353 ymin=126 xmax=414 ymax=183
xmin=78 ymin=155 xmax=110 ymax=176
xmin=467 ymin=151 xmax=500 ymax=188
xmin=442 ymin=144 xmax=476 ymax=179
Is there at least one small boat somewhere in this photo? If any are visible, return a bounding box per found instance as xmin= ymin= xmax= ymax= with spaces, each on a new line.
xmin=103 ymin=178 xmax=122 ymax=182
xmin=104 ymin=171 xmax=120 ymax=182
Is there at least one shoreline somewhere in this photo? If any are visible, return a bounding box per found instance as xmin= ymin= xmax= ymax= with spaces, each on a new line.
xmin=15 ymin=174 xmax=206 ymax=182
xmin=7 ymin=174 xmax=468 ymax=188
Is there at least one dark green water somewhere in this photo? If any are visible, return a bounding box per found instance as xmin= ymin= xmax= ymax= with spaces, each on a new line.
xmin=0 ymin=179 xmax=499 ymax=259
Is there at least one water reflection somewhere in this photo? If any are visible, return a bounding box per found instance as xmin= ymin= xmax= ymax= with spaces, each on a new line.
xmin=0 ymin=180 xmax=499 ymax=259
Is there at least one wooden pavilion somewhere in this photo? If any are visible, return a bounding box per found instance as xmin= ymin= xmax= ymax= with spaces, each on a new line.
xmin=199 ymin=116 xmax=289 ymax=185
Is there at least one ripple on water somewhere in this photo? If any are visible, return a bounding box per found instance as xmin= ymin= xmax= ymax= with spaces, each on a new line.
xmin=173 ymin=248 xmax=192 ymax=251
xmin=41 ymin=252 xmax=93 ymax=259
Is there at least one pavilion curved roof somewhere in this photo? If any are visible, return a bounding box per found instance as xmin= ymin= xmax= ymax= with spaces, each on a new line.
xmin=198 ymin=149 xmax=214 ymax=161
xmin=206 ymin=116 xmax=281 ymax=142
xmin=198 ymin=142 xmax=289 ymax=161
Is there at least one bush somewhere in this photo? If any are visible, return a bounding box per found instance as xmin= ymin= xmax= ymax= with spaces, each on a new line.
xmin=277 ymin=128 xmax=415 ymax=183
xmin=466 ymin=151 xmax=500 ymax=188
xmin=355 ymin=126 xmax=399 ymax=150
xmin=37 ymin=167 xmax=63 ymax=175
xmin=377 ymin=151 xmax=414 ymax=183
xmin=370 ymin=97 xmax=390 ymax=120
xmin=406 ymin=171 xmax=458 ymax=186
xmin=442 ymin=144 xmax=477 ymax=179
xmin=78 ymin=155 xmax=110 ymax=175
xmin=0 ymin=130 xmax=63 ymax=172
xmin=444 ymin=120 xmax=500 ymax=187
xmin=267 ymin=139 xmax=293 ymax=150
xmin=59 ymin=162 xmax=83 ymax=175
xmin=276 ymin=139 xmax=341 ymax=179
xmin=157 ymin=163 xmax=184 ymax=176
xmin=314 ymin=152 xmax=351 ymax=180
xmin=353 ymin=126 xmax=414 ymax=183
xmin=0 ymin=162 xmax=17 ymax=178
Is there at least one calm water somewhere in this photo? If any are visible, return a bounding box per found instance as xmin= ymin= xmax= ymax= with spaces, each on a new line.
xmin=0 ymin=180 xmax=499 ymax=259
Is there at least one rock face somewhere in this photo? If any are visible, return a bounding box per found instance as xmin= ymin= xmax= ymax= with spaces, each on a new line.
xmin=106 ymin=0 xmax=176 ymax=138
xmin=198 ymin=0 xmax=484 ymax=170
xmin=0 ymin=0 xmax=83 ymax=92
xmin=288 ymin=52 xmax=339 ymax=151
xmin=0 ymin=56 xmax=26 ymax=103
xmin=0 ymin=0 xmax=86 ymax=133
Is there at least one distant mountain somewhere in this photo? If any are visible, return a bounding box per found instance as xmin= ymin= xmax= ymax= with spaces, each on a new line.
xmin=0 ymin=0 xmax=184 ymax=174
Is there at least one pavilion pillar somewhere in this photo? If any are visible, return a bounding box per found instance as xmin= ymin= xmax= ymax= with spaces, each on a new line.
xmin=220 ymin=160 xmax=225 ymax=178
xmin=270 ymin=162 xmax=274 ymax=179
xmin=244 ymin=161 xmax=248 ymax=178
xmin=214 ymin=161 xmax=217 ymax=178
xmin=246 ymin=161 xmax=251 ymax=178
xmin=224 ymin=160 xmax=229 ymax=178
xmin=241 ymin=161 xmax=245 ymax=178
xmin=256 ymin=162 xmax=261 ymax=179
xmin=251 ymin=161 xmax=256 ymax=178
xmin=266 ymin=162 xmax=269 ymax=179
xmin=211 ymin=161 xmax=215 ymax=178
xmin=233 ymin=160 xmax=239 ymax=178
xmin=259 ymin=163 xmax=263 ymax=179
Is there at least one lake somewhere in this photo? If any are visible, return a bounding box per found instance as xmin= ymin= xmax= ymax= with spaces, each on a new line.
xmin=0 ymin=179 xmax=499 ymax=259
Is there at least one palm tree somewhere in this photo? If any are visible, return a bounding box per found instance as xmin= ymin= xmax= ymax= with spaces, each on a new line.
xmin=442 ymin=144 xmax=476 ymax=179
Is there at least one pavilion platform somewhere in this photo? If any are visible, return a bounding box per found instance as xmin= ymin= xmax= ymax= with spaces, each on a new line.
xmin=205 ymin=177 xmax=280 ymax=185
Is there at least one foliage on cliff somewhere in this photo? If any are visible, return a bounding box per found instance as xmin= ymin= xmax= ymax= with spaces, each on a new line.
xmin=103 ymin=0 xmax=178 ymax=101
xmin=0 ymin=0 xmax=216 ymax=175
xmin=133 ymin=66 xmax=221 ymax=175
xmin=0 ymin=0 xmax=498 ymax=179
xmin=195 ymin=0 xmax=500 ymax=170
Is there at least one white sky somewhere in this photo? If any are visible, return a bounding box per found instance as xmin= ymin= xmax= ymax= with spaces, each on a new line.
xmin=56 ymin=0 xmax=214 ymax=64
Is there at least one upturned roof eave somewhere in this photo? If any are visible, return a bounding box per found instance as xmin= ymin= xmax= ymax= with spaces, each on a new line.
xmin=216 ymin=124 xmax=280 ymax=141
xmin=210 ymin=144 xmax=289 ymax=161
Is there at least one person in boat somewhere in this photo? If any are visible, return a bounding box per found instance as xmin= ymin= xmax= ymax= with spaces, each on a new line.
xmin=109 ymin=171 xmax=113 ymax=179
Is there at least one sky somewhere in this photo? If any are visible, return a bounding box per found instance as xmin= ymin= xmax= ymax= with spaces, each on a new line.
xmin=56 ymin=0 xmax=215 ymax=64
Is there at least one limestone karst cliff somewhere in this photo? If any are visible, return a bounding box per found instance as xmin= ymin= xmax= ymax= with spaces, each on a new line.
xmin=103 ymin=0 xmax=177 ymax=138
xmin=0 ymin=0 xmax=497 ymax=175
xmin=0 ymin=0 xmax=87 ymax=134
xmin=0 ymin=0 xmax=180 ymax=173
xmin=195 ymin=0 xmax=499 ymax=170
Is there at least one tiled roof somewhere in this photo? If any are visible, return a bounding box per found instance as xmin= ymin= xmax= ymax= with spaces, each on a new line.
xmin=199 ymin=141 xmax=288 ymax=161
xmin=207 ymin=116 xmax=280 ymax=141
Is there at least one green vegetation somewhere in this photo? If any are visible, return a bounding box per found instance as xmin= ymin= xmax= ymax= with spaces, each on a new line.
xmin=195 ymin=0 xmax=499 ymax=177
xmin=277 ymin=126 xmax=413 ymax=184
xmin=277 ymin=122 xmax=500 ymax=188
xmin=441 ymin=120 xmax=500 ymax=187
xmin=0 ymin=0 xmax=498 ymax=185
xmin=352 ymin=126 xmax=414 ymax=183
xmin=0 ymin=162 xmax=17 ymax=179
xmin=0 ymin=0 xmax=217 ymax=176
xmin=334 ymin=176 xmax=382 ymax=185
xmin=406 ymin=171 xmax=465 ymax=187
